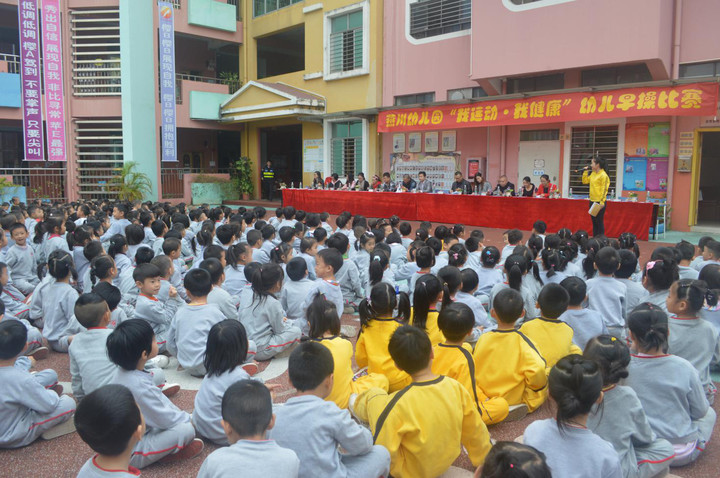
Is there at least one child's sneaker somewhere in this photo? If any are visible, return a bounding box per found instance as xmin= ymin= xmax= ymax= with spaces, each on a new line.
xmin=148 ymin=355 xmax=170 ymax=369
xmin=241 ymin=361 xmax=259 ymax=376
xmin=41 ymin=419 xmax=76 ymax=440
xmin=159 ymin=438 xmax=204 ymax=463
xmin=28 ymin=346 xmax=49 ymax=360
xmin=161 ymin=383 xmax=181 ymax=397
xmin=506 ymin=403 xmax=528 ymax=422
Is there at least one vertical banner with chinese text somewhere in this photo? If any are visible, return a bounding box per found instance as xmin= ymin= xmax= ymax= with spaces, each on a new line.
xmin=41 ymin=0 xmax=67 ymax=161
xmin=158 ymin=1 xmax=177 ymax=162
xmin=18 ymin=0 xmax=44 ymax=161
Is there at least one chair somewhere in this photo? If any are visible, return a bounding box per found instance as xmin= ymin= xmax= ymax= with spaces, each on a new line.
xmin=647 ymin=198 xmax=666 ymax=240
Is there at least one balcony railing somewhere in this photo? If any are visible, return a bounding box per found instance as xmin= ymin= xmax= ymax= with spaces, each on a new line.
xmin=173 ymin=73 xmax=239 ymax=104
xmin=0 ymin=53 xmax=20 ymax=74
xmin=0 ymin=168 xmax=66 ymax=203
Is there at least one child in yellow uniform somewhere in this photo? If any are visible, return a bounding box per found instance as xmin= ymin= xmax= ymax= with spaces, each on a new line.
xmin=473 ymin=288 xmax=547 ymax=412
xmin=410 ymin=274 xmax=446 ymax=346
xmin=307 ymin=294 xmax=388 ymax=409
xmin=432 ymin=302 xmax=511 ymax=425
xmin=356 ymin=282 xmax=412 ymax=392
xmin=352 ymin=325 xmax=492 ymax=478
xmin=519 ymin=283 xmax=582 ymax=374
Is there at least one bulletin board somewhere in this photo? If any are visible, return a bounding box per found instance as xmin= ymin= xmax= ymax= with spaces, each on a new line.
xmin=622 ymin=157 xmax=648 ymax=191
xmin=647 ymin=124 xmax=670 ymax=157
xmin=623 ymin=123 xmax=670 ymax=194
xmin=646 ymin=157 xmax=669 ymax=191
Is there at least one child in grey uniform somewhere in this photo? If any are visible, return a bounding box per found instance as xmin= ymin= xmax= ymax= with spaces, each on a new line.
xmin=238 ymin=263 xmax=301 ymax=361
xmin=0 ymin=321 xmax=76 ymax=448
xmin=0 ymin=300 xmax=46 ymax=358
xmin=558 ymin=277 xmax=608 ymax=350
xmin=269 ymin=342 xmax=390 ymax=478
xmin=298 ymin=237 xmax=318 ymax=281
xmin=132 ymin=263 xmax=182 ymax=353
xmin=0 ymin=263 xmax=29 ymax=321
xmin=167 ymin=268 xmax=226 ymax=377
xmin=41 ymin=250 xmax=79 ymax=352
xmin=523 ymin=355 xmax=623 ymax=478
xmin=223 ymin=243 xmax=250 ymax=296
xmin=163 ymin=237 xmax=189 ymax=302
xmin=641 ymin=257 xmax=676 ymax=314
xmin=303 ymin=248 xmax=345 ymax=319
xmin=625 ymin=303 xmax=716 ymax=467
xmin=108 ymin=319 xmax=202 ymax=468
xmin=327 ymin=233 xmax=363 ymax=308
xmin=585 ymin=247 xmax=626 ymax=339
xmin=193 ymin=320 xmax=259 ymax=445
xmin=666 ymin=280 xmax=720 ymax=404
xmin=6 ymin=223 xmax=38 ymax=294
xmin=585 ymin=336 xmax=675 ymax=478
xmin=616 ymin=251 xmax=649 ymax=317
xmin=281 ymin=257 xmax=317 ymax=331
xmin=197 ymin=380 xmax=300 ymax=478
xmin=202 ymin=258 xmax=240 ymax=321
xmin=699 ymin=264 xmax=720 ymax=332
xmin=75 ymin=385 xmax=144 ymax=478
xmin=107 ymin=235 xmax=132 ymax=289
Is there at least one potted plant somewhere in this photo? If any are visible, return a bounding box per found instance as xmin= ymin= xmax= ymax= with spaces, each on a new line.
xmin=628 ymin=192 xmax=638 ymax=202
xmin=232 ymin=156 xmax=254 ymax=200
xmin=109 ymin=162 xmax=153 ymax=201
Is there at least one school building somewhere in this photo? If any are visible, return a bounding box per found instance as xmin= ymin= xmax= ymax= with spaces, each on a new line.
xmin=378 ymin=0 xmax=720 ymax=233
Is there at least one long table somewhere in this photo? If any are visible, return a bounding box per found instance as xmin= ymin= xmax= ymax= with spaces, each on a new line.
xmin=282 ymin=189 xmax=656 ymax=240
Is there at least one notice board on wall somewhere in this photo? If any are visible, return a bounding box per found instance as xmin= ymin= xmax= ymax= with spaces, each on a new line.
xmin=646 ymin=157 xmax=669 ymax=191
xmin=623 ymin=123 xmax=670 ymax=193
xmin=390 ymin=152 xmax=460 ymax=191
xmin=623 ymin=157 xmax=648 ymax=191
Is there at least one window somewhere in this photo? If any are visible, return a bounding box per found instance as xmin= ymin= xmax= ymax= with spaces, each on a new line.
xmin=679 ymin=61 xmax=720 ymax=79
xmin=507 ymin=73 xmax=564 ymax=94
xmin=256 ymin=26 xmax=305 ymax=79
xmin=519 ymin=129 xmax=559 ymax=141
xmin=581 ymin=64 xmax=652 ymax=87
xmin=329 ymin=10 xmax=363 ymax=74
xmin=331 ymin=121 xmax=363 ymax=177
xmin=447 ymin=87 xmax=487 ymax=101
xmin=569 ymin=126 xmax=618 ymax=196
xmin=253 ymin=0 xmax=303 ymax=18
xmin=502 ymin=0 xmax=576 ymax=11
xmin=409 ymin=0 xmax=471 ymax=40
xmin=394 ymin=92 xmax=436 ymax=106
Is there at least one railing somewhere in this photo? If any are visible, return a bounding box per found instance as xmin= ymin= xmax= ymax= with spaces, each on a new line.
xmin=0 ymin=168 xmax=66 ymax=203
xmin=0 ymin=53 xmax=20 ymax=74
xmin=173 ymin=73 xmax=239 ymax=104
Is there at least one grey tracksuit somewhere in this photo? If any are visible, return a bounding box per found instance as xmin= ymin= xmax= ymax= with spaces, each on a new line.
xmin=133 ymin=293 xmax=182 ymax=353
xmin=586 ymin=276 xmax=626 ymax=331
xmin=166 ymin=304 xmax=226 ymax=375
xmin=41 ymin=281 xmax=79 ymax=352
xmin=238 ymin=294 xmax=300 ymax=361
xmin=668 ymin=316 xmax=720 ymax=403
xmin=192 ymin=367 xmax=251 ymax=445
xmin=558 ymin=308 xmax=609 ymax=350
xmin=336 ymin=259 xmax=364 ymax=306
xmin=208 ymin=286 xmax=240 ymax=321
xmin=197 ymin=439 xmax=299 ymax=478
xmin=5 ymin=244 xmax=38 ymax=294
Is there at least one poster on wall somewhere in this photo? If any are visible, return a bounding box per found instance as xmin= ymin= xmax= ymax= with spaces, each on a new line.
xmin=302 ymin=139 xmax=323 ymax=173
xmin=424 ymin=132 xmax=438 ymax=152
xmin=390 ymin=153 xmax=460 ymax=191
xmin=408 ymin=132 xmax=421 ymax=153
xmin=647 ymin=123 xmax=670 ymax=157
xmin=467 ymin=159 xmax=479 ymax=178
xmin=441 ymin=131 xmax=456 ymax=152
xmin=624 ymin=124 xmax=649 ymax=156
xmin=392 ymin=133 xmax=406 ymax=153
xmin=646 ymin=157 xmax=669 ymax=191
xmin=622 ymin=156 xmax=648 ymax=191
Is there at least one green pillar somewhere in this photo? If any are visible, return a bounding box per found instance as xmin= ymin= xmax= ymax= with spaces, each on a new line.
xmin=120 ymin=0 xmax=159 ymax=200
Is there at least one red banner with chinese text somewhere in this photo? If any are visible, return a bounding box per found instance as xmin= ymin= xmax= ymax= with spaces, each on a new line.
xmin=377 ymin=83 xmax=719 ymax=132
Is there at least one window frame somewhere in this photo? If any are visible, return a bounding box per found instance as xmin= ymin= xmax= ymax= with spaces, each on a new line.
xmin=394 ymin=92 xmax=436 ymax=106
xmin=447 ymin=87 xmax=487 ymax=101
xmin=502 ymin=0 xmax=576 ymax=12
xmin=323 ymin=1 xmax=369 ymax=81
xmin=323 ymin=117 xmax=368 ymax=179
xmin=253 ymin=0 xmax=303 ymax=18
xmin=405 ymin=0 xmax=471 ymax=45
xmin=679 ymin=60 xmax=720 ymax=79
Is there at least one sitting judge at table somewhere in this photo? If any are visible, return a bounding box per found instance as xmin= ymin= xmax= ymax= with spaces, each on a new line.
xmin=492 ymin=175 xmax=516 ymax=196
xmin=312 ymin=171 xmax=325 ymax=189
xmin=451 ymin=171 xmax=473 ymax=195
xmin=471 ymin=172 xmax=492 ymax=194
xmin=371 ymin=174 xmax=382 ymax=190
xmin=329 ymin=173 xmax=343 ymax=190
xmin=353 ymin=172 xmax=369 ymax=191
xmin=534 ymin=174 xmax=558 ymax=198
xmin=400 ymin=174 xmax=416 ymax=192
xmin=416 ymin=171 xmax=433 ymax=193
xmin=378 ymin=172 xmax=396 ymax=192
xmin=519 ymin=176 xmax=536 ymax=197
xmin=344 ymin=173 xmax=356 ymax=190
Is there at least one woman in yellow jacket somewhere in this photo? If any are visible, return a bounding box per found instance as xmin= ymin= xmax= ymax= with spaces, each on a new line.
xmin=581 ymin=155 xmax=611 ymax=236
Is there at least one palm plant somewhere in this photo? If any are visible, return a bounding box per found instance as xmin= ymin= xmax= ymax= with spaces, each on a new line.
xmin=110 ymin=162 xmax=153 ymax=201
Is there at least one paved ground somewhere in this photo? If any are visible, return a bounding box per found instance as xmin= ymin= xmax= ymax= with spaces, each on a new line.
xmin=1 ymin=222 xmax=718 ymax=477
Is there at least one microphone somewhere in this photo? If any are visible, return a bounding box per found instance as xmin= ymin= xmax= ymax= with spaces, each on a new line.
xmin=573 ymin=165 xmax=591 ymax=173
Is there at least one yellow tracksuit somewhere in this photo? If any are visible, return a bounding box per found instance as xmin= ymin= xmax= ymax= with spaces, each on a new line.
xmin=355 ymin=318 xmax=412 ymax=392
xmin=582 ymin=169 xmax=610 ymax=205
xmin=432 ymin=342 xmax=509 ymax=425
xmin=472 ymin=329 xmax=548 ymax=412
xmin=519 ymin=317 xmax=583 ymax=374
xmin=409 ymin=308 xmax=445 ymax=346
xmin=354 ymin=375 xmax=492 ymax=478
xmin=314 ymin=335 xmax=389 ymax=409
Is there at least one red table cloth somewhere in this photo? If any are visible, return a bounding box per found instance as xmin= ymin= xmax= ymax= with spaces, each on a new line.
xmin=282 ymin=189 xmax=655 ymax=240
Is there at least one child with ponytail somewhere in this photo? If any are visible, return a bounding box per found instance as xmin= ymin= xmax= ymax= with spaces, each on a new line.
xmin=367 ymin=249 xmax=395 ymax=292
xmin=539 ymin=248 xmax=567 ymax=285
xmin=584 ymin=335 xmax=675 ymax=478
xmin=479 ymin=442 xmax=551 ymax=478
xmin=626 ymin=303 xmax=716 ymax=467
xmin=107 ymin=234 xmax=131 ymax=287
xmin=356 ymin=282 xmax=411 ymax=392
xmin=411 ymin=274 xmax=448 ymax=346
xmin=89 ymin=255 xmax=117 ymax=289
xmin=523 ymin=355 xmax=623 ymax=478
xmin=223 ymin=243 xmax=251 ymax=297
xmin=41 ymin=250 xmax=79 ymax=352
xmin=489 ymin=254 xmax=539 ymax=323
xmin=39 ymin=216 xmax=70 ymax=264
xmin=666 ymin=279 xmax=720 ymax=403
xmin=353 ymin=231 xmax=376 ymax=288
xmin=642 ymin=257 xmax=678 ymax=314
xmin=699 ymin=264 xmax=720 ymax=331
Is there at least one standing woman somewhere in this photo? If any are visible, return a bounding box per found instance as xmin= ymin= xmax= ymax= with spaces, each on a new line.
xmin=582 ymin=156 xmax=610 ymax=237
xmin=471 ymin=172 xmax=492 ymax=195
xmin=312 ymin=171 xmax=324 ymax=189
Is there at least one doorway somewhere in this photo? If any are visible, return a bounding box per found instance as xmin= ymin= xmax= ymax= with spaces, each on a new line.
xmin=259 ymin=124 xmax=302 ymax=187
xmin=697 ymin=131 xmax=720 ymax=226
xmin=518 ymin=129 xmax=561 ymax=189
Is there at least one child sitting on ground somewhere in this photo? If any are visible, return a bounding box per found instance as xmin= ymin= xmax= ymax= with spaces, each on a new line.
xmin=5 ymin=223 xmax=37 ymax=294
xmin=479 ymin=442 xmax=551 ymax=477
xmin=133 ymin=263 xmax=182 ymax=353
xmin=197 ymin=380 xmax=299 ymax=477
xmin=108 ymin=319 xmax=201 ymax=467
xmin=75 ymin=384 xmax=145 ymax=478
xmin=41 ymin=250 xmax=79 ymax=352
xmin=223 ymin=243 xmax=251 ymax=297
xmin=280 ymin=257 xmax=317 ymax=332
xmin=0 ymin=320 xmax=76 ymax=448
xmin=586 ymin=247 xmax=627 ymax=339
xmin=202 ymin=258 xmax=240 ymax=321
xmin=558 ymin=277 xmax=608 ymax=350
xmin=353 ymin=325 xmax=492 ymax=478
xmin=0 ymin=262 xmax=29 ymax=321
xmin=473 ymin=288 xmax=547 ymax=413
xmin=269 ymin=341 xmax=391 ymax=478
xmin=411 ymin=274 xmax=447 ymax=346
xmin=326 ymin=233 xmax=363 ymax=311
xmin=432 ymin=302 xmax=512 ymax=424
xmin=615 ymin=250 xmax=649 ymax=316
xmin=303 ymin=248 xmax=345 ymax=318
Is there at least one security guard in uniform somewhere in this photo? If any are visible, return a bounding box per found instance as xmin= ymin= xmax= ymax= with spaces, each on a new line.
xmin=261 ymin=160 xmax=275 ymax=201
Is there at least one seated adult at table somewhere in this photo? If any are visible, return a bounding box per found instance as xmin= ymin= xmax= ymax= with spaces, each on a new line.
xmin=312 ymin=171 xmax=325 ymax=189
xmin=354 ymin=172 xmax=369 ymax=191
xmin=416 ymin=171 xmax=433 ymax=193
xmin=471 ymin=172 xmax=492 ymax=195
xmin=400 ymin=174 xmax=416 ymax=192
xmin=451 ymin=171 xmax=472 ymax=195
xmin=344 ymin=173 xmax=356 ymax=190
xmin=371 ymin=174 xmax=382 ymax=190
xmin=519 ymin=176 xmax=536 ymax=197
xmin=492 ymin=175 xmax=515 ymax=196
xmin=378 ymin=172 xmax=396 ymax=192
xmin=535 ymin=174 xmax=558 ymax=198
xmin=330 ymin=173 xmax=343 ymax=190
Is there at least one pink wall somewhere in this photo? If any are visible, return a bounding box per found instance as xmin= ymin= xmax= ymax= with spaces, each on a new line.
xmin=679 ymin=0 xmax=720 ymax=64
xmin=470 ymin=0 xmax=674 ymax=80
